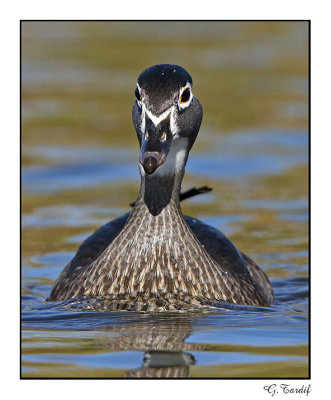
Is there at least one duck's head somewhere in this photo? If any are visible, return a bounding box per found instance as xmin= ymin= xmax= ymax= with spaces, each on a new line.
xmin=132 ymin=64 xmax=203 ymax=176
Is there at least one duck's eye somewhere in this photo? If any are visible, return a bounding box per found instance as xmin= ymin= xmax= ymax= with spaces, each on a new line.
xmin=135 ymin=86 xmax=142 ymax=102
xmin=180 ymin=87 xmax=191 ymax=104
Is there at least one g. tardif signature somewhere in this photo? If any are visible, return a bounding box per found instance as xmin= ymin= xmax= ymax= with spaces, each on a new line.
xmin=264 ymin=384 xmax=312 ymax=397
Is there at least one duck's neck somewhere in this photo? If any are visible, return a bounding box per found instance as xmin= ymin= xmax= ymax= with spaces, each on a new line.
xmin=136 ymin=169 xmax=181 ymax=216
xmin=135 ymin=138 xmax=188 ymax=216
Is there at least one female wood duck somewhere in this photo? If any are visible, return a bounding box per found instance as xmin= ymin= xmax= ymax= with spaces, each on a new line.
xmin=48 ymin=64 xmax=274 ymax=311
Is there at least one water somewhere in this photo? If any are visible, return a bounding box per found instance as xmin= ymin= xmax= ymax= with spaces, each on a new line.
xmin=21 ymin=21 xmax=309 ymax=378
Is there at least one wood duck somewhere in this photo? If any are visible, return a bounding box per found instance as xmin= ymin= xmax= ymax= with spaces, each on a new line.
xmin=48 ymin=64 xmax=274 ymax=311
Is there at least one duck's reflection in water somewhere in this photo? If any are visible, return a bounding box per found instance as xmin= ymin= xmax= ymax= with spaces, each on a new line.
xmin=128 ymin=351 xmax=195 ymax=378
xmin=92 ymin=311 xmax=208 ymax=378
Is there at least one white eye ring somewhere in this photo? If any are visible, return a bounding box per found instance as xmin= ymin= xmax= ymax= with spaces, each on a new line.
xmin=178 ymin=83 xmax=193 ymax=109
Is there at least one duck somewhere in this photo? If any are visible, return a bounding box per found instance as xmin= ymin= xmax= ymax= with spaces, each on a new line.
xmin=48 ymin=64 xmax=274 ymax=311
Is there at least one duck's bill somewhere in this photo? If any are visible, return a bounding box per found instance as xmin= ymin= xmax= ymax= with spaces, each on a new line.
xmin=139 ymin=117 xmax=173 ymax=174
xmin=139 ymin=145 xmax=171 ymax=174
